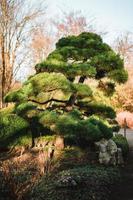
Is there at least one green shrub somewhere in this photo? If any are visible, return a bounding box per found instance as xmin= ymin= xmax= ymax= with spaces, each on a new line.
xmin=28 ymin=166 xmax=120 ymax=200
xmin=0 ymin=114 xmax=30 ymax=148
xmin=113 ymin=134 xmax=129 ymax=157
xmin=107 ymin=119 xmax=120 ymax=132
xmin=111 ymin=124 xmax=120 ymax=132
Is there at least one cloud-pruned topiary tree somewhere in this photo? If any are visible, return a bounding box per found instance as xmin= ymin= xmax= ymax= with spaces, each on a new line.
xmin=4 ymin=32 xmax=128 ymax=147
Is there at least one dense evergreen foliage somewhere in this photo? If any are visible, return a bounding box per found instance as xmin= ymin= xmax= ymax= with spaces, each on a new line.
xmin=113 ymin=134 xmax=129 ymax=157
xmin=0 ymin=111 xmax=30 ymax=148
xmin=28 ymin=165 xmax=120 ymax=200
xmin=4 ymin=32 xmax=127 ymax=147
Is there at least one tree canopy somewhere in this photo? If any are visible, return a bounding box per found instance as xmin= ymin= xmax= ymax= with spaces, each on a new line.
xmin=36 ymin=32 xmax=127 ymax=82
xmin=4 ymin=32 xmax=128 ymax=147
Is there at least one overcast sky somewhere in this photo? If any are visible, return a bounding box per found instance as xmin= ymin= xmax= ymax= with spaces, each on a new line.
xmin=46 ymin=0 xmax=133 ymax=43
xmin=19 ymin=0 xmax=133 ymax=81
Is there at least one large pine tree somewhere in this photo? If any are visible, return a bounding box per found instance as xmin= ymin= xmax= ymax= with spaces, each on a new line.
xmin=5 ymin=32 xmax=128 ymax=146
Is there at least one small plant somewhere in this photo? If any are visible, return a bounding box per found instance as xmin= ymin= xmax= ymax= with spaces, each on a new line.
xmin=28 ymin=165 xmax=120 ymax=200
xmin=113 ymin=134 xmax=129 ymax=157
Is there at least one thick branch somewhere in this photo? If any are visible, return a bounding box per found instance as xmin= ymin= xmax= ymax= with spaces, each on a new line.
xmin=67 ymin=75 xmax=86 ymax=107
xmin=79 ymin=75 xmax=86 ymax=83
xmin=28 ymin=98 xmax=68 ymax=105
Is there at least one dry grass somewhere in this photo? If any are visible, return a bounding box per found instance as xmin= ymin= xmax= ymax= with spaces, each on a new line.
xmin=0 ymin=148 xmax=58 ymax=200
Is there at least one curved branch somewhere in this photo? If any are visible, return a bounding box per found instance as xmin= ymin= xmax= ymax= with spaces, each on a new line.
xmin=28 ymin=98 xmax=68 ymax=105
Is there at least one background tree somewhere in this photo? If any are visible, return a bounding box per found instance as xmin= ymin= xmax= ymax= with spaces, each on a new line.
xmin=112 ymin=32 xmax=133 ymax=113
xmin=113 ymin=32 xmax=133 ymax=68
xmin=113 ymin=68 xmax=133 ymax=112
xmin=30 ymin=11 xmax=97 ymax=68
xmin=117 ymin=111 xmax=133 ymax=129
xmin=0 ymin=0 xmax=44 ymax=108
xmin=53 ymin=11 xmax=94 ymax=38
xmin=30 ymin=25 xmax=55 ymax=65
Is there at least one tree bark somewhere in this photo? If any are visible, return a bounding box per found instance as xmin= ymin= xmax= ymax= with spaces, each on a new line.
xmin=0 ymin=0 xmax=43 ymax=108
xmin=66 ymin=75 xmax=87 ymax=107
xmin=79 ymin=75 xmax=86 ymax=83
xmin=1 ymin=35 xmax=6 ymax=108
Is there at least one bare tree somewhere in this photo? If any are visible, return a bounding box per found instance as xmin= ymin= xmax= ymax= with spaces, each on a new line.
xmin=113 ymin=32 xmax=133 ymax=68
xmin=0 ymin=0 xmax=44 ymax=108
xmin=114 ymin=68 xmax=133 ymax=112
xmin=53 ymin=11 xmax=95 ymax=38
xmin=30 ymin=25 xmax=55 ymax=64
xmin=30 ymin=11 xmax=97 ymax=67
xmin=111 ymin=33 xmax=133 ymax=113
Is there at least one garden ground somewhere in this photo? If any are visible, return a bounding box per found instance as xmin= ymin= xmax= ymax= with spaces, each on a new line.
xmin=0 ymin=128 xmax=132 ymax=200
xmin=110 ymin=128 xmax=133 ymax=200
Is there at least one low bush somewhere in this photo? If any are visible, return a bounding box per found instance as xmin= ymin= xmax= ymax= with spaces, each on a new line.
xmin=113 ymin=134 xmax=129 ymax=157
xmin=111 ymin=124 xmax=120 ymax=132
xmin=28 ymin=166 xmax=120 ymax=200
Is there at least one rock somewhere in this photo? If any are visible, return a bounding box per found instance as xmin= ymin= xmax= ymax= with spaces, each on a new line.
xmin=96 ymin=138 xmax=110 ymax=165
xmin=96 ymin=138 xmax=124 ymax=166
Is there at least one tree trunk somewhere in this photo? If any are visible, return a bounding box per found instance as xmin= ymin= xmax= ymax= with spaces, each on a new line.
xmin=66 ymin=93 xmax=77 ymax=107
xmin=0 ymin=37 xmax=13 ymax=108
xmin=79 ymin=75 xmax=86 ymax=83
xmin=66 ymin=75 xmax=86 ymax=107
xmin=0 ymin=69 xmax=2 ymax=108
xmin=1 ymin=35 xmax=7 ymax=108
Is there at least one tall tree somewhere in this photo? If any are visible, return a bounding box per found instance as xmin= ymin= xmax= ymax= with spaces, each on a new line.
xmin=30 ymin=11 xmax=96 ymax=67
xmin=114 ymin=32 xmax=133 ymax=68
xmin=30 ymin=25 xmax=54 ymax=64
xmin=112 ymin=32 xmax=133 ymax=112
xmin=53 ymin=11 xmax=93 ymax=38
xmin=5 ymin=33 xmax=128 ymax=147
xmin=0 ymin=0 xmax=44 ymax=108
xmin=114 ymin=68 xmax=133 ymax=112
xmin=35 ymin=32 xmax=128 ymax=107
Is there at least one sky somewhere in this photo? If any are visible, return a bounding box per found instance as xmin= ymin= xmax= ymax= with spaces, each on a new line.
xmin=46 ymin=0 xmax=133 ymax=43
xmin=19 ymin=0 xmax=133 ymax=81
